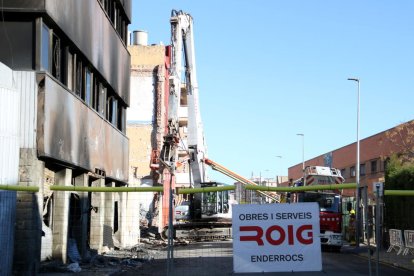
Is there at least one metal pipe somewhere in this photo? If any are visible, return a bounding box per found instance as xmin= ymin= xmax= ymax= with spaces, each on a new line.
xmin=50 ymin=185 xmax=164 ymax=192
xmin=384 ymin=190 xmax=414 ymax=196
xmin=177 ymin=185 xmax=235 ymax=194
xmin=364 ymin=187 xmax=372 ymax=276
xmin=167 ymin=175 xmax=174 ymax=274
xmin=0 ymin=185 xmax=39 ymax=192
xmin=375 ymin=184 xmax=380 ymax=276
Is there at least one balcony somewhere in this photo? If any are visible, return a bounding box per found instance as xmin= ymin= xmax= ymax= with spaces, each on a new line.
xmin=36 ymin=73 xmax=129 ymax=182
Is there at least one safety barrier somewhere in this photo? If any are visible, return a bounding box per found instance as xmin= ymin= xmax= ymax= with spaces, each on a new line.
xmin=387 ymin=229 xmax=405 ymax=255
xmin=403 ymin=230 xmax=414 ymax=256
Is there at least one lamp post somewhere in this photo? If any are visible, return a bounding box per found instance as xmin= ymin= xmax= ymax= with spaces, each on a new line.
xmin=275 ymin=155 xmax=282 ymax=185
xmin=348 ymin=77 xmax=360 ymax=247
xmin=296 ymin=134 xmax=305 ymax=172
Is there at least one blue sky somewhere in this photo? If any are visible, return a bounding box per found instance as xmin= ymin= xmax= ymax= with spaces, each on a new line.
xmin=130 ymin=1 xmax=414 ymax=184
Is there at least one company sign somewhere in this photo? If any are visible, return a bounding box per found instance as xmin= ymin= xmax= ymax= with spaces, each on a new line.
xmin=232 ymin=203 xmax=321 ymax=273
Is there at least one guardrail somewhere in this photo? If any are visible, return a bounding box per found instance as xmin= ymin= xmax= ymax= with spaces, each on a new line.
xmin=387 ymin=229 xmax=405 ymax=255
xmin=403 ymin=230 xmax=414 ymax=256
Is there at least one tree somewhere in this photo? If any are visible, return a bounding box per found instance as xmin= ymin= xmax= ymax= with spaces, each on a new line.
xmin=384 ymin=154 xmax=414 ymax=230
xmin=384 ymin=120 xmax=414 ymax=163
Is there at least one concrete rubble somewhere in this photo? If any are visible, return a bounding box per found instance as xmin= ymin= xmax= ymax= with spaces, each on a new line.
xmin=39 ymin=226 xmax=173 ymax=275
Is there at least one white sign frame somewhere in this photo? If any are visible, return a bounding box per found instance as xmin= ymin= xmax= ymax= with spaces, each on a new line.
xmin=232 ymin=203 xmax=322 ymax=273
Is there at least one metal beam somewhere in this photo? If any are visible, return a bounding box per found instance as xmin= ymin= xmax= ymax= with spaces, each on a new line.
xmin=245 ymin=183 xmax=357 ymax=192
xmin=177 ymin=185 xmax=235 ymax=194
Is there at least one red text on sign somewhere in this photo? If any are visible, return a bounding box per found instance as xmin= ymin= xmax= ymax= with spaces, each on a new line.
xmin=239 ymin=224 xmax=313 ymax=246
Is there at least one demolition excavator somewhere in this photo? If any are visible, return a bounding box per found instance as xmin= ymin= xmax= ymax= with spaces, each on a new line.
xmin=152 ymin=10 xmax=280 ymax=240
xmin=150 ymin=10 xmax=232 ymax=240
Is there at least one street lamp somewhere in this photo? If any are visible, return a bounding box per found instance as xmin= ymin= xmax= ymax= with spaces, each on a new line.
xmin=296 ymin=134 xmax=305 ymax=172
xmin=348 ymin=77 xmax=360 ymax=247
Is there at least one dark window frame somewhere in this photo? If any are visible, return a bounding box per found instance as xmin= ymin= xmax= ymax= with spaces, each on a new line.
xmin=40 ymin=22 xmax=50 ymax=72
xmin=371 ymin=160 xmax=378 ymax=174
xmin=350 ymin=166 xmax=356 ymax=177
xmin=360 ymin=163 xmax=366 ymax=176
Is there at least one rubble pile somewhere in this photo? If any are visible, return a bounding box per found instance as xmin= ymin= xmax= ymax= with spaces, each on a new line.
xmin=39 ymin=236 xmax=167 ymax=274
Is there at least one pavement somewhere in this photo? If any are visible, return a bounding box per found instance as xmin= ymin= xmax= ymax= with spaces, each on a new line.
xmin=341 ymin=242 xmax=414 ymax=273
xmin=38 ymin=241 xmax=414 ymax=275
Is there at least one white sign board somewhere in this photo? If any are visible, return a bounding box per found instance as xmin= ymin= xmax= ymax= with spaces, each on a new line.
xmin=232 ymin=203 xmax=322 ymax=273
xmin=373 ymin=182 xmax=384 ymax=196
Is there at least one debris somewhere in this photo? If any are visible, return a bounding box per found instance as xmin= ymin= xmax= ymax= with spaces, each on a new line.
xmin=91 ymin=254 xmax=107 ymax=268
xmin=67 ymin=238 xmax=82 ymax=263
xmin=67 ymin=262 xmax=82 ymax=273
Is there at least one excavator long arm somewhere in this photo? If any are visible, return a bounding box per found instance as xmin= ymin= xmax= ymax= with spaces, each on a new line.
xmin=204 ymin=158 xmax=281 ymax=203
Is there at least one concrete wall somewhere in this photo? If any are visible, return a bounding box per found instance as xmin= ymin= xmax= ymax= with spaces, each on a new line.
xmin=0 ymin=62 xmax=19 ymax=276
xmin=127 ymin=44 xmax=171 ymax=230
xmin=129 ymin=45 xmax=166 ymax=66
xmin=15 ymin=148 xmax=44 ymax=274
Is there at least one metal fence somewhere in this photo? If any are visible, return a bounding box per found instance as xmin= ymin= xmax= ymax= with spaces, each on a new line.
xmin=1 ymin=184 xmax=414 ymax=275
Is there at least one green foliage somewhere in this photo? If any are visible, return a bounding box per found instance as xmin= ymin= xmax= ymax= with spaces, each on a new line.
xmin=384 ymin=154 xmax=414 ymax=230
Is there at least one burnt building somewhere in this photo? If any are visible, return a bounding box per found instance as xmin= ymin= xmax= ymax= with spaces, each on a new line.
xmin=0 ymin=0 xmax=131 ymax=273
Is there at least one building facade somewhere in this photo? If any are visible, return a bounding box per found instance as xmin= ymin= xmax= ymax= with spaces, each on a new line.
xmin=127 ymin=30 xmax=198 ymax=229
xmin=288 ymin=121 xmax=414 ymax=202
xmin=127 ymin=32 xmax=170 ymax=230
xmin=0 ymin=0 xmax=131 ymax=273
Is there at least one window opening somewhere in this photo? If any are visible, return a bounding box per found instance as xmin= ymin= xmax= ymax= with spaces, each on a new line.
xmin=350 ymin=166 xmax=356 ymax=177
xmin=41 ymin=23 xmax=50 ymax=71
xmin=67 ymin=49 xmax=74 ymax=91
xmin=371 ymin=160 xmax=377 ymax=173
xmin=99 ymin=84 xmax=107 ymax=116
xmin=75 ymin=55 xmax=82 ymax=97
xmin=85 ymin=68 xmax=92 ymax=105
xmin=52 ymin=33 xmax=61 ymax=80
xmin=360 ymin=163 xmax=366 ymax=176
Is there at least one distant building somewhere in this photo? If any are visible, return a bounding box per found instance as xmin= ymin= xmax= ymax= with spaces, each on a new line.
xmin=0 ymin=0 xmax=131 ymax=273
xmin=288 ymin=120 xmax=414 ymax=203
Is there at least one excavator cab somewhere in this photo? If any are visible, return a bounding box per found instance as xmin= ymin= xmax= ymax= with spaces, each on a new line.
xmin=198 ymin=182 xmax=230 ymax=218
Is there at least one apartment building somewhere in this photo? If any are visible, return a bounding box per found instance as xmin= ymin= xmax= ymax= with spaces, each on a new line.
xmin=0 ymin=0 xmax=131 ymax=273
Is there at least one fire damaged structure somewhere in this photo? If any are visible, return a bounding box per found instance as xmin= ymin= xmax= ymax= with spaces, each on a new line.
xmin=0 ymin=0 xmax=131 ymax=274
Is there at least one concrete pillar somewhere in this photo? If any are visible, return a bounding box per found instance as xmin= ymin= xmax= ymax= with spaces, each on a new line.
xmin=103 ymin=181 xmax=114 ymax=251
xmin=120 ymin=190 xmax=140 ymax=247
xmin=13 ymin=148 xmax=44 ymax=274
xmin=89 ymin=178 xmax=105 ymax=253
xmin=73 ymin=173 xmax=89 ymax=259
xmin=52 ymin=168 xmax=71 ymax=263
xmin=116 ymin=191 xmax=126 ymax=247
